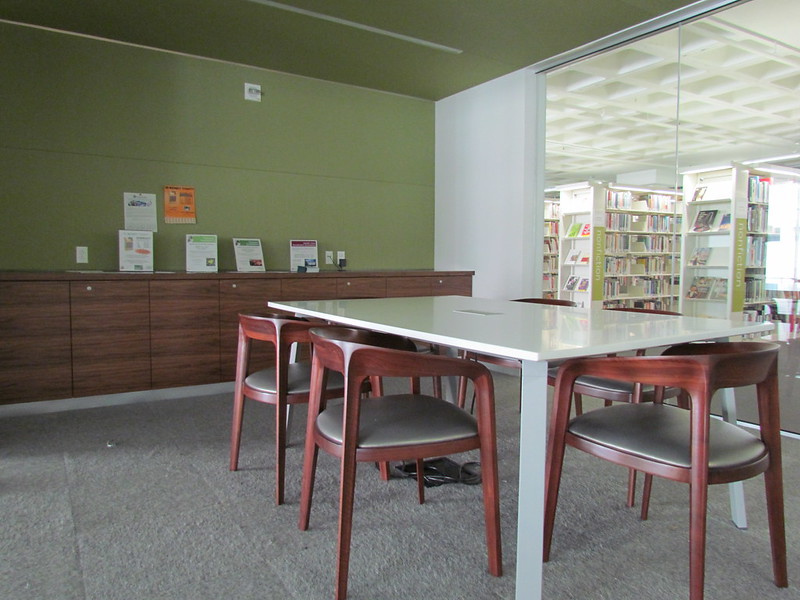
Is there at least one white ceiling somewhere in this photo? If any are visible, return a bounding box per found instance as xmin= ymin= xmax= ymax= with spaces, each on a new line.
xmin=545 ymin=0 xmax=800 ymax=186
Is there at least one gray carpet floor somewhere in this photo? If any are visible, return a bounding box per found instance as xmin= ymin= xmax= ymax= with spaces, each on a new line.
xmin=1 ymin=372 xmax=799 ymax=600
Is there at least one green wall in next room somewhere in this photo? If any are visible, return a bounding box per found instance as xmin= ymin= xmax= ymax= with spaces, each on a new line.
xmin=0 ymin=22 xmax=435 ymax=273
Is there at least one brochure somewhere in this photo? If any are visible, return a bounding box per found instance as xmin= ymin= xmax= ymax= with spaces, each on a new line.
xmin=290 ymin=240 xmax=319 ymax=272
xmin=564 ymin=248 xmax=581 ymax=264
xmin=186 ymin=234 xmax=218 ymax=272
xmin=233 ymin=238 xmax=266 ymax=272
xmin=687 ymin=247 xmax=712 ymax=266
xmin=118 ymin=230 xmax=154 ymax=272
xmin=692 ymin=209 xmax=718 ymax=232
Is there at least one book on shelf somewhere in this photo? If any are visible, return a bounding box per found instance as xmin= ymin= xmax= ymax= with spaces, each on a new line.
xmin=685 ymin=276 xmax=713 ymax=299
xmin=708 ymin=277 xmax=728 ymax=300
xmin=576 ymin=278 xmax=590 ymax=291
xmin=563 ymin=275 xmax=580 ymax=291
xmin=565 ymin=222 xmax=582 ymax=238
xmin=717 ymin=213 xmax=731 ymax=231
xmin=564 ymin=248 xmax=581 ymax=264
xmin=691 ymin=209 xmax=718 ymax=232
xmin=691 ymin=186 xmax=707 ymax=202
xmin=687 ymin=247 xmax=712 ymax=266
xmin=578 ymin=223 xmax=592 ymax=237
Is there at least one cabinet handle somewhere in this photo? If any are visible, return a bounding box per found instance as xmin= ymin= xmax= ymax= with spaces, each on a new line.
xmin=86 ymin=285 xmax=92 ymax=291
xmin=232 ymin=284 xmax=237 ymax=288
xmin=346 ymin=281 xmax=351 ymax=286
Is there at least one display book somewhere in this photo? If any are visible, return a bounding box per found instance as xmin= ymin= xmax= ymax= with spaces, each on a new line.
xmin=543 ymin=195 xmax=560 ymax=294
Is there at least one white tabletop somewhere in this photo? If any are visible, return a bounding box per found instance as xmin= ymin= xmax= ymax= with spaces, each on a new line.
xmin=269 ymin=295 xmax=773 ymax=361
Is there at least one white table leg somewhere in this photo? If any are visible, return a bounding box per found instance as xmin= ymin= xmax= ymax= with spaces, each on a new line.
xmin=516 ymin=360 xmax=548 ymax=600
xmin=720 ymin=387 xmax=748 ymax=528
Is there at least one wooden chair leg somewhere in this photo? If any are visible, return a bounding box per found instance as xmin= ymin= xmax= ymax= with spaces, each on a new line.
xmin=573 ymin=393 xmax=584 ymax=416
xmin=336 ymin=448 xmax=358 ymax=600
xmin=688 ymin=475 xmax=709 ymax=600
xmin=275 ymin=398 xmax=287 ymax=506
xmin=640 ymin=474 xmax=653 ymax=520
xmin=416 ymin=458 xmax=425 ymax=504
xmin=626 ymin=468 xmax=637 ymax=508
xmin=229 ymin=392 xmax=245 ymax=471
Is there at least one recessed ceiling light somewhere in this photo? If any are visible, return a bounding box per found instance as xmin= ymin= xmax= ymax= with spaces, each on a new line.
xmin=248 ymin=0 xmax=463 ymax=54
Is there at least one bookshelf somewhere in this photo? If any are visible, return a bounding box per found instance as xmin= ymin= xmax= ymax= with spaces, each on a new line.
xmin=603 ymin=184 xmax=682 ymax=311
xmin=679 ymin=164 xmax=747 ymax=318
xmin=543 ymin=194 xmax=560 ymax=297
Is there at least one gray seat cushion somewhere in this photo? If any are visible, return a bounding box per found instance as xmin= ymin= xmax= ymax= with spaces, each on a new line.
xmin=245 ymin=362 xmax=344 ymax=395
xmin=568 ymin=403 xmax=766 ymax=471
xmin=317 ymin=394 xmax=478 ymax=449
xmin=548 ymin=366 xmax=663 ymax=395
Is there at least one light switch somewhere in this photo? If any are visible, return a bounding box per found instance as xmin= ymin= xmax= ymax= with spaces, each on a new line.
xmin=244 ymin=83 xmax=262 ymax=102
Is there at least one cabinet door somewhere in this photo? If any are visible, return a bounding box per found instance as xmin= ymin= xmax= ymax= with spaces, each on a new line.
xmin=337 ymin=277 xmax=387 ymax=299
xmin=385 ymin=276 xmax=432 ymax=297
xmin=219 ymin=279 xmax=282 ymax=381
xmin=150 ymin=280 xmax=220 ymax=388
xmin=432 ymin=275 xmax=472 ymax=296
xmin=70 ymin=281 xmax=151 ymax=397
xmin=281 ymin=278 xmax=337 ymax=300
xmin=0 ymin=282 xmax=71 ymax=404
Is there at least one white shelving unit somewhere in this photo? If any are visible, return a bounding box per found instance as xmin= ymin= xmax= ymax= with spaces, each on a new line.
xmin=679 ymin=164 xmax=748 ymax=318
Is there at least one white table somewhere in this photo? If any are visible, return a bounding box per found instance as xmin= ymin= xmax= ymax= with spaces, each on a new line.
xmin=269 ymin=295 xmax=773 ymax=600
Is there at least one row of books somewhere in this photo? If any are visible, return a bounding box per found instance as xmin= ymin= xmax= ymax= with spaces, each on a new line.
xmin=605 ymin=191 xmax=676 ymax=213
xmin=685 ymin=276 xmax=728 ymax=300
xmin=748 ymin=175 xmax=771 ymax=204
xmin=747 ymin=236 xmax=767 ymax=267
xmin=605 ymin=212 xmax=677 ymax=233
xmin=605 ymin=255 xmax=678 ymax=275
xmin=605 ymin=233 xmax=677 ymax=253
xmin=544 ymin=220 xmax=559 ymax=236
xmin=747 ymin=204 xmax=768 ymax=233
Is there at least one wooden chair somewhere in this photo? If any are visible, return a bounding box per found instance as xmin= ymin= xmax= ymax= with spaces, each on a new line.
xmin=229 ymin=312 xmax=345 ymax=505
xmin=456 ymin=297 xmax=578 ymax=409
xmin=544 ymin=341 xmax=787 ymax=600
xmin=546 ymin=306 xmax=683 ymax=506
xmin=299 ymin=326 xmax=502 ymax=600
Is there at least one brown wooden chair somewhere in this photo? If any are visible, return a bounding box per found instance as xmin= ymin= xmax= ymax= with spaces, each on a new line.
xmin=456 ymin=297 xmax=578 ymax=409
xmin=229 ymin=312 xmax=345 ymax=505
xmin=546 ymin=306 xmax=683 ymax=506
xmin=544 ymin=341 xmax=787 ymax=600
xmin=299 ymin=326 xmax=502 ymax=600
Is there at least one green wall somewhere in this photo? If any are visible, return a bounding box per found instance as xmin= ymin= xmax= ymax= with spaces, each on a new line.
xmin=0 ymin=23 xmax=435 ymax=272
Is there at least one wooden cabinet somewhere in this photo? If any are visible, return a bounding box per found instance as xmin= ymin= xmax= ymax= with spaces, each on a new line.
xmin=219 ymin=279 xmax=282 ymax=380
xmin=0 ymin=282 xmax=71 ymax=402
xmin=70 ymin=281 xmax=151 ymax=396
xmin=150 ymin=280 xmax=221 ymax=388
xmin=0 ymin=270 xmax=471 ymax=404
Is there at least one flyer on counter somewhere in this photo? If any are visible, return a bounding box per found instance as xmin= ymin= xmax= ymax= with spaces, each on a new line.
xmin=164 ymin=185 xmax=197 ymax=224
xmin=118 ymin=230 xmax=154 ymax=272
xmin=233 ymin=238 xmax=266 ymax=272
xmin=289 ymin=240 xmax=319 ymax=272
xmin=186 ymin=234 xmax=218 ymax=272
xmin=123 ymin=192 xmax=158 ymax=231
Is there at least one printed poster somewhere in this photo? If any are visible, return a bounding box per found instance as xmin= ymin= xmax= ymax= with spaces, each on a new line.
xmin=164 ymin=185 xmax=197 ymax=224
xmin=233 ymin=238 xmax=266 ymax=272
xmin=123 ymin=192 xmax=157 ymax=231
xmin=186 ymin=234 xmax=218 ymax=272
xmin=289 ymin=240 xmax=319 ymax=272
xmin=118 ymin=230 xmax=154 ymax=272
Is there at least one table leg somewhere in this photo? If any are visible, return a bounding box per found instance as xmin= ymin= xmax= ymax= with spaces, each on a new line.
xmin=515 ymin=360 xmax=548 ymax=600
xmin=720 ymin=387 xmax=748 ymax=528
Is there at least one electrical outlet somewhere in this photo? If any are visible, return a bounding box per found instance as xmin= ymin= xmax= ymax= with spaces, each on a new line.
xmin=325 ymin=251 xmax=334 ymax=265
xmin=76 ymin=246 xmax=89 ymax=263
xmin=337 ymin=251 xmax=346 ymax=263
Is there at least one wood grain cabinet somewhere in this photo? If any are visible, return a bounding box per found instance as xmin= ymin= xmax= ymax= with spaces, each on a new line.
xmin=150 ymin=280 xmax=221 ymax=389
xmin=70 ymin=281 xmax=151 ymax=396
xmin=0 ymin=282 xmax=72 ymax=403
xmin=0 ymin=270 xmax=471 ymax=405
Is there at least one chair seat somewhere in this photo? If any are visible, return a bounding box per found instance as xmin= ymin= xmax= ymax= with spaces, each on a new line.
xmin=245 ymin=362 xmax=344 ymax=396
xmin=568 ymin=403 xmax=767 ymax=471
xmin=548 ymin=366 xmax=664 ymax=396
xmin=317 ymin=394 xmax=478 ymax=449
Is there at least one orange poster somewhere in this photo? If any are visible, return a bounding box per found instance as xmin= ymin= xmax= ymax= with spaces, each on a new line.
xmin=164 ymin=185 xmax=197 ymax=224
